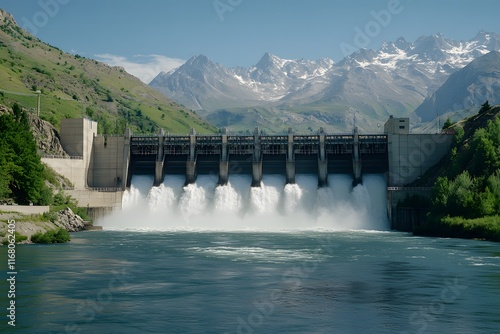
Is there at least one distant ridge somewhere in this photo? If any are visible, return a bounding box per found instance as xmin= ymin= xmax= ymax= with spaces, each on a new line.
xmin=150 ymin=31 xmax=500 ymax=133
xmin=414 ymin=51 xmax=500 ymax=122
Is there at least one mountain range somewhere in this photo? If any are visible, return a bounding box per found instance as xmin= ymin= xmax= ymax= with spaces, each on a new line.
xmin=414 ymin=50 xmax=500 ymax=122
xmin=150 ymin=31 xmax=500 ymax=133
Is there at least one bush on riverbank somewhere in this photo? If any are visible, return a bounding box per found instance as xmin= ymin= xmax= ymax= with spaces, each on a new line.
xmin=31 ymin=228 xmax=70 ymax=244
xmin=1 ymin=231 xmax=28 ymax=245
xmin=414 ymin=216 xmax=500 ymax=242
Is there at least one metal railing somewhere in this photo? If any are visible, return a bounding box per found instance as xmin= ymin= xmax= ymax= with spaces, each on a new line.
xmin=42 ymin=155 xmax=83 ymax=160
xmin=387 ymin=187 xmax=433 ymax=191
xmin=86 ymin=187 xmax=122 ymax=192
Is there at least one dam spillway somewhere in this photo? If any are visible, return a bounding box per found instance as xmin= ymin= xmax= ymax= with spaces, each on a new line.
xmin=128 ymin=127 xmax=389 ymax=188
xmin=102 ymin=173 xmax=390 ymax=231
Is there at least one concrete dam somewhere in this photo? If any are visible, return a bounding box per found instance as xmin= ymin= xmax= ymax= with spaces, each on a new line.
xmin=42 ymin=117 xmax=454 ymax=227
xmin=128 ymin=127 xmax=387 ymax=189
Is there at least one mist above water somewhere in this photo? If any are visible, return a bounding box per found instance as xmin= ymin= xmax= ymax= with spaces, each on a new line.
xmin=100 ymin=174 xmax=389 ymax=232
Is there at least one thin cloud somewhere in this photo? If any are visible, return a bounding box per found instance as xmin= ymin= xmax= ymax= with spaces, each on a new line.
xmin=95 ymin=54 xmax=185 ymax=83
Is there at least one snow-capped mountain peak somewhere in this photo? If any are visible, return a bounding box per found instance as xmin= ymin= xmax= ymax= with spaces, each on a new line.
xmin=149 ymin=31 xmax=500 ymax=131
xmin=255 ymin=52 xmax=290 ymax=70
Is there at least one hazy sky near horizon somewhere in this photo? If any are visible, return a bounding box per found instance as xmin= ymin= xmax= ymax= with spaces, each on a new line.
xmin=3 ymin=0 xmax=500 ymax=83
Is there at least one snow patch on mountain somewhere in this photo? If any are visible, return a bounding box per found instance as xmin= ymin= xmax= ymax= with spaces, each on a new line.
xmin=149 ymin=31 xmax=500 ymax=129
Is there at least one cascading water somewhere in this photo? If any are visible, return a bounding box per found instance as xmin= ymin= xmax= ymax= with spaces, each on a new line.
xmin=101 ymin=174 xmax=389 ymax=231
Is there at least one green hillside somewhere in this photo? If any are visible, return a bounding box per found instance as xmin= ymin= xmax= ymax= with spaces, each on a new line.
xmin=0 ymin=9 xmax=217 ymax=134
xmin=412 ymin=104 xmax=500 ymax=241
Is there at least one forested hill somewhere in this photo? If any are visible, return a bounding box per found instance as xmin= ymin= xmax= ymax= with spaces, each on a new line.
xmin=0 ymin=8 xmax=216 ymax=134
xmin=414 ymin=103 xmax=500 ymax=241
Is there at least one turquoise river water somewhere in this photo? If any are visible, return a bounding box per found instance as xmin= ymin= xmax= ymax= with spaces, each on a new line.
xmin=1 ymin=174 xmax=499 ymax=333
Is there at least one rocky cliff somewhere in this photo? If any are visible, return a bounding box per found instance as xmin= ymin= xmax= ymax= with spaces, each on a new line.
xmin=0 ymin=104 xmax=68 ymax=156
xmin=27 ymin=113 xmax=68 ymax=157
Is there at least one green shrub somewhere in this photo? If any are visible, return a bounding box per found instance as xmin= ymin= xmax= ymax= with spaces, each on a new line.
xmin=415 ymin=215 xmax=500 ymax=242
xmin=31 ymin=228 xmax=70 ymax=244
xmin=15 ymin=232 xmax=27 ymax=243
xmin=42 ymin=211 xmax=58 ymax=223
xmin=1 ymin=232 xmax=27 ymax=245
xmin=52 ymin=192 xmax=69 ymax=206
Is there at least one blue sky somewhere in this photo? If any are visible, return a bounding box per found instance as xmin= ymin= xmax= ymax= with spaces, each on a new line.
xmin=2 ymin=0 xmax=500 ymax=82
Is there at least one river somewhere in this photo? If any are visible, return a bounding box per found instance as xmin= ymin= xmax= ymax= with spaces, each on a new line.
xmin=3 ymin=174 xmax=500 ymax=333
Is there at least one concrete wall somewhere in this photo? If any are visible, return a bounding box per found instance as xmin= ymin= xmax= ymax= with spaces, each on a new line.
xmin=387 ymin=188 xmax=433 ymax=231
xmin=60 ymin=118 xmax=97 ymax=158
xmin=45 ymin=118 xmax=98 ymax=189
xmin=0 ymin=205 xmax=49 ymax=215
xmin=44 ymin=119 xmax=123 ymax=210
xmin=86 ymin=207 xmax=116 ymax=222
xmin=87 ymin=136 xmax=125 ymax=188
xmin=42 ymin=157 xmax=87 ymax=189
xmin=387 ymin=133 xmax=453 ymax=186
xmin=66 ymin=190 xmax=123 ymax=208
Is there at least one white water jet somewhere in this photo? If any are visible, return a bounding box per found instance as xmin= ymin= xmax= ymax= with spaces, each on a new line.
xmin=214 ymin=183 xmax=243 ymax=214
xmin=283 ymin=183 xmax=302 ymax=214
xmin=102 ymin=174 xmax=390 ymax=232
xmin=122 ymin=175 xmax=154 ymax=208
xmin=249 ymin=177 xmax=282 ymax=214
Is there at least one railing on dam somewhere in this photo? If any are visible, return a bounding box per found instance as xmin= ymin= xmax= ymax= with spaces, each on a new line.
xmin=126 ymin=130 xmax=390 ymax=188
xmin=129 ymin=133 xmax=388 ymax=157
xmin=387 ymin=187 xmax=433 ymax=192
xmin=42 ymin=155 xmax=84 ymax=160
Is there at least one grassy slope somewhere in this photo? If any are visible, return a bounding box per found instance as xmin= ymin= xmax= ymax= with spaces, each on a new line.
xmin=0 ymin=11 xmax=217 ymax=134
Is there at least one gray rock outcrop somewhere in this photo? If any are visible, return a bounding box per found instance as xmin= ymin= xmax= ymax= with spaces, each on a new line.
xmin=55 ymin=207 xmax=88 ymax=232
xmin=27 ymin=113 xmax=69 ymax=157
xmin=0 ymin=104 xmax=68 ymax=156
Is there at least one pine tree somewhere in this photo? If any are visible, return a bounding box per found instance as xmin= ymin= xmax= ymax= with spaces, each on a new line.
xmin=479 ymin=101 xmax=492 ymax=114
xmin=442 ymin=117 xmax=453 ymax=130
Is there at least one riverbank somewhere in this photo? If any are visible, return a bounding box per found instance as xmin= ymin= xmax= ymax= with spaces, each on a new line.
xmin=0 ymin=207 xmax=91 ymax=244
xmin=413 ymin=215 xmax=500 ymax=242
